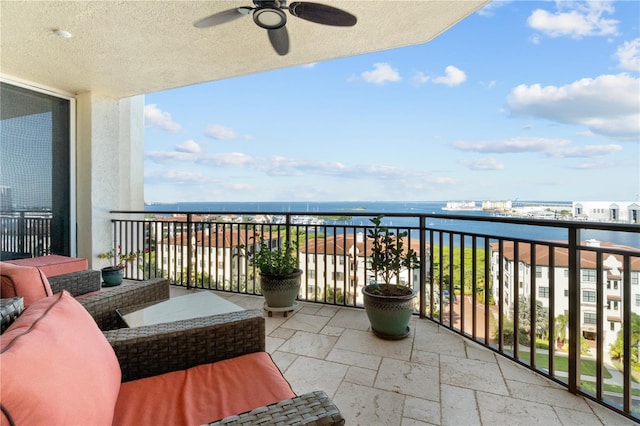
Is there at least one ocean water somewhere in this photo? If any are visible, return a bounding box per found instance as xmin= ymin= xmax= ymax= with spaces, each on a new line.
xmin=145 ymin=201 xmax=640 ymax=248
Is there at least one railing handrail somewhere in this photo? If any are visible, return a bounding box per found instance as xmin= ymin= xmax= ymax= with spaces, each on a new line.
xmin=111 ymin=209 xmax=640 ymax=233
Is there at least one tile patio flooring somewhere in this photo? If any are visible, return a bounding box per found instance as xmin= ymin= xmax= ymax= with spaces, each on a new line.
xmin=170 ymin=287 xmax=636 ymax=425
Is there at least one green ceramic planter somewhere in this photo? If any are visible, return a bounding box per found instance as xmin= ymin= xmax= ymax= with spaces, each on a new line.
xmin=101 ymin=266 xmax=124 ymax=287
xmin=362 ymin=284 xmax=416 ymax=339
xmin=260 ymin=269 xmax=302 ymax=308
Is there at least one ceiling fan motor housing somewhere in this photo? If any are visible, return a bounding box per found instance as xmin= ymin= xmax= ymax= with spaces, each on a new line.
xmin=253 ymin=6 xmax=287 ymax=29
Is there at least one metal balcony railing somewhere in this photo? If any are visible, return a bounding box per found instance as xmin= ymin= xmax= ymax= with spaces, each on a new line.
xmin=109 ymin=209 xmax=640 ymax=422
xmin=0 ymin=210 xmax=52 ymax=259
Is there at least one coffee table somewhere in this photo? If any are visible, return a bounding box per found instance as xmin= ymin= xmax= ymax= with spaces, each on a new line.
xmin=117 ymin=291 xmax=244 ymax=328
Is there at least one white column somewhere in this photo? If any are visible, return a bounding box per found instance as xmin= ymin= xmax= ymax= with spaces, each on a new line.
xmin=76 ymin=93 xmax=145 ymax=268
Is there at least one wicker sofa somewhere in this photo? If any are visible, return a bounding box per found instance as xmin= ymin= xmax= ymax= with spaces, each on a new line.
xmin=1 ymin=291 xmax=344 ymax=425
xmin=0 ymin=264 xmax=344 ymax=425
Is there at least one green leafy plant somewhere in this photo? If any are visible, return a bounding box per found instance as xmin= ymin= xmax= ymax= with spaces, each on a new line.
xmin=253 ymin=238 xmax=299 ymax=275
xmin=97 ymin=245 xmax=140 ymax=270
xmin=367 ymin=215 xmax=420 ymax=295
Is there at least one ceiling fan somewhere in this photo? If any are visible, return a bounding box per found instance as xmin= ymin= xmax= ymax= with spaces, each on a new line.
xmin=194 ymin=1 xmax=357 ymax=56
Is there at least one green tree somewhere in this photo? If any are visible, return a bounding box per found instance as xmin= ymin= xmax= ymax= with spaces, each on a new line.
xmin=431 ymin=246 xmax=486 ymax=297
xmin=610 ymin=313 xmax=640 ymax=367
xmin=325 ymin=284 xmax=351 ymax=305
xmin=502 ymin=297 xmax=549 ymax=345
xmin=554 ymin=313 xmax=569 ymax=348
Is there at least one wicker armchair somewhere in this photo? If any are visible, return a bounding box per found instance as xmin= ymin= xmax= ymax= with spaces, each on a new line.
xmin=103 ymin=309 xmax=345 ymax=425
xmin=78 ymin=278 xmax=170 ymax=330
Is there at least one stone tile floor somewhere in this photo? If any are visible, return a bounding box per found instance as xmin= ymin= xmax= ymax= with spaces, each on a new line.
xmin=170 ymin=287 xmax=637 ymax=425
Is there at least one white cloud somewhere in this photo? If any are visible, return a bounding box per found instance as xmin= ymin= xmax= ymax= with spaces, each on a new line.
xmin=426 ymin=176 xmax=458 ymax=185
xmin=205 ymin=124 xmax=252 ymax=140
xmin=176 ymin=139 xmax=201 ymax=154
xmin=615 ymin=39 xmax=640 ymax=72
xmin=451 ymin=137 xmax=622 ymax=159
xmin=361 ymin=63 xmax=401 ymax=85
xmin=145 ymin=169 xmax=252 ymax=191
xmin=146 ymin=170 xmax=214 ymax=185
xmin=459 ymin=157 xmax=505 ymax=171
xmin=550 ymin=144 xmax=622 ymax=158
xmin=414 ymin=66 xmax=466 ymax=87
xmin=144 ymin=104 xmax=183 ymax=133
xmin=566 ymin=161 xmax=617 ymax=170
xmin=476 ymin=0 xmax=512 ymax=17
xmin=507 ymin=73 xmax=640 ymax=140
xmin=412 ymin=71 xmax=430 ymax=84
xmin=432 ymin=66 xmax=467 ymax=87
xmin=147 ymin=148 xmax=441 ymax=183
xmin=200 ymin=152 xmax=255 ymax=166
xmin=451 ymin=137 xmax=570 ymax=153
xmin=146 ymin=150 xmax=198 ymax=162
xmin=527 ymin=1 xmax=618 ymax=39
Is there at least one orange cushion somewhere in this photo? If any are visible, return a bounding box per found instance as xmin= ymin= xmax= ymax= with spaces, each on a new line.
xmin=113 ymin=352 xmax=295 ymax=426
xmin=6 ymin=254 xmax=88 ymax=277
xmin=0 ymin=291 xmax=121 ymax=426
xmin=0 ymin=261 xmax=53 ymax=307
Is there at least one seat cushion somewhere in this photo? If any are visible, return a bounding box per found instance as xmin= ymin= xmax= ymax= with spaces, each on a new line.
xmin=0 ymin=291 xmax=121 ymax=426
xmin=6 ymin=254 xmax=88 ymax=277
xmin=0 ymin=261 xmax=53 ymax=307
xmin=113 ymin=352 xmax=296 ymax=426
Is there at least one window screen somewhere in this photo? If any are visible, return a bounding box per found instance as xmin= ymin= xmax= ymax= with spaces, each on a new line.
xmin=0 ymin=82 xmax=71 ymax=258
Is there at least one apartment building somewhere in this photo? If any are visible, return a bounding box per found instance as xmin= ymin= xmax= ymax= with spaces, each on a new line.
xmin=155 ymin=226 xmax=259 ymax=286
xmin=573 ymin=201 xmax=640 ymax=223
xmin=298 ymin=232 xmax=424 ymax=306
xmin=490 ymin=239 xmax=640 ymax=348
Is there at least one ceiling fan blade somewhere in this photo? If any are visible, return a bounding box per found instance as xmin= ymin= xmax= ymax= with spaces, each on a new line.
xmin=194 ymin=7 xmax=252 ymax=28
xmin=288 ymin=2 xmax=357 ymax=26
xmin=268 ymin=27 xmax=289 ymax=56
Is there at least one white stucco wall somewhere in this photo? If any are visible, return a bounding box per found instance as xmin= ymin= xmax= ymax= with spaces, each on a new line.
xmin=76 ymin=93 xmax=144 ymax=268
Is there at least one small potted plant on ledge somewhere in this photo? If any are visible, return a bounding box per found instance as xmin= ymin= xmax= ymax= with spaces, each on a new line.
xmin=362 ymin=215 xmax=420 ymax=339
xmin=253 ymin=238 xmax=302 ymax=317
xmin=97 ymin=246 xmax=140 ymax=287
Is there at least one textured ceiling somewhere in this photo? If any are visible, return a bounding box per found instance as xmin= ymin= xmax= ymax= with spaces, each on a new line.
xmin=0 ymin=1 xmax=489 ymax=99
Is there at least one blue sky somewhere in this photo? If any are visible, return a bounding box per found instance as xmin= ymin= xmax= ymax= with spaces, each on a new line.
xmin=144 ymin=0 xmax=640 ymax=204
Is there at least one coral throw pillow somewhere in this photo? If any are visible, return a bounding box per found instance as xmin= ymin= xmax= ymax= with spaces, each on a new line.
xmin=0 ymin=262 xmax=53 ymax=307
xmin=0 ymin=291 xmax=121 ymax=426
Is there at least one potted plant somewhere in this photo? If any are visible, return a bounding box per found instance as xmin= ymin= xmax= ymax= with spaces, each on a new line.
xmin=252 ymin=237 xmax=302 ymax=316
xmin=97 ymin=246 xmax=140 ymax=287
xmin=362 ymin=215 xmax=420 ymax=339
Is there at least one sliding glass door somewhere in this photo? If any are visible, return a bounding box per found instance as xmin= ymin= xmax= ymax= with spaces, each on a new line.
xmin=0 ymin=82 xmax=71 ymax=259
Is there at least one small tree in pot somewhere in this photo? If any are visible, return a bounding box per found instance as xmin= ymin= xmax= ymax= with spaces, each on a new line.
xmin=97 ymin=246 xmax=140 ymax=287
xmin=253 ymin=238 xmax=302 ymax=316
xmin=363 ymin=215 xmax=420 ymax=339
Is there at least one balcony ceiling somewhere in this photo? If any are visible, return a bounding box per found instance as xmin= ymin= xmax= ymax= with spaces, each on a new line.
xmin=0 ymin=1 xmax=488 ymax=99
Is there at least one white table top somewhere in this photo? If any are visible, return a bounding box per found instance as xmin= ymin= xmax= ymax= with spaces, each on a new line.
xmin=120 ymin=291 xmax=244 ymax=328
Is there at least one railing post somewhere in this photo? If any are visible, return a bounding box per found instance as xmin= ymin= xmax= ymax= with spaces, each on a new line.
xmin=112 ymin=222 xmax=118 ymax=266
xmin=419 ymin=216 xmax=426 ymax=318
xmin=623 ymin=254 xmax=632 ymax=412
xmin=187 ymin=213 xmax=193 ymax=289
xmin=567 ymin=226 xmax=581 ymax=393
xmin=285 ymin=213 xmax=291 ymax=243
xmin=17 ymin=212 xmax=25 ymax=255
